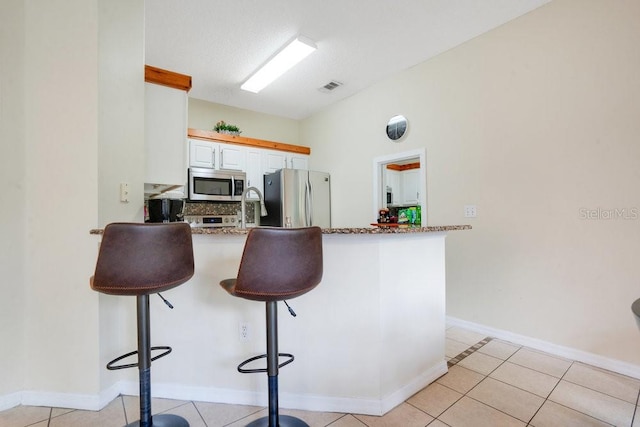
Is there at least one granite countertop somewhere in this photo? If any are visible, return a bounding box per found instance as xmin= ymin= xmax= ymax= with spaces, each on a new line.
xmin=90 ymin=225 xmax=471 ymax=235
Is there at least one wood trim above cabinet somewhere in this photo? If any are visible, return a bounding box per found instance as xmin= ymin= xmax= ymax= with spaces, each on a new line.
xmin=145 ymin=65 xmax=192 ymax=92
xmin=188 ymin=128 xmax=311 ymax=155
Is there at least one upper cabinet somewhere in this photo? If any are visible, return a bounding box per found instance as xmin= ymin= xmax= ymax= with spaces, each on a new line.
xmin=187 ymin=128 xmax=311 ymax=200
xmin=144 ymin=66 xmax=192 ymax=188
xmin=384 ymin=162 xmax=421 ymax=207
xmin=262 ymin=149 xmax=287 ymax=173
xmin=189 ymin=138 xmax=215 ymax=169
xmin=402 ymin=169 xmax=420 ymax=205
xmin=188 ymin=139 xmax=246 ymax=171
xmin=219 ymin=144 xmax=245 ymax=171
xmin=288 ymin=153 xmax=309 ymax=170
xmin=385 ymin=169 xmax=401 ymax=206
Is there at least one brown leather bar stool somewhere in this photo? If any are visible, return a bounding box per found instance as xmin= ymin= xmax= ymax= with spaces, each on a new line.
xmin=632 ymin=298 xmax=640 ymax=330
xmin=221 ymin=226 xmax=323 ymax=427
xmin=91 ymin=222 xmax=194 ymax=427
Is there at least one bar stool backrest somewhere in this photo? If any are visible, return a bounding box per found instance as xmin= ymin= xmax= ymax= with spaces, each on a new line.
xmin=90 ymin=222 xmax=194 ymax=296
xmin=234 ymin=226 xmax=323 ymax=301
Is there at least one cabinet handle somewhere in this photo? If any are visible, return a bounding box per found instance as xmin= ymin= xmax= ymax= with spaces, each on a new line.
xmin=220 ymin=150 xmax=224 ymax=168
xmin=212 ymin=150 xmax=216 ymax=168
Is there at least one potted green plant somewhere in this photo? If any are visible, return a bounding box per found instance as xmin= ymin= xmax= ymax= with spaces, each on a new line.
xmin=213 ymin=120 xmax=242 ymax=136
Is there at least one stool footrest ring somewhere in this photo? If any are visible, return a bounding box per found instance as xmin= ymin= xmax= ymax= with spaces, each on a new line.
xmin=237 ymin=352 xmax=294 ymax=374
xmin=106 ymin=346 xmax=172 ymax=370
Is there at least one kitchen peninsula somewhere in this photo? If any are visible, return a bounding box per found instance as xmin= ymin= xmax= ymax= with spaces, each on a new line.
xmin=89 ymin=225 xmax=470 ymax=415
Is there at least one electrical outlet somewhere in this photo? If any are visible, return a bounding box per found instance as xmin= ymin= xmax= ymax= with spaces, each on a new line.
xmin=239 ymin=322 xmax=250 ymax=341
xmin=464 ymin=205 xmax=477 ymax=218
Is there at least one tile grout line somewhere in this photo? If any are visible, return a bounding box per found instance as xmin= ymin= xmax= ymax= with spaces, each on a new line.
xmin=632 ymin=385 xmax=640 ymax=427
xmin=190 ymin=401 xmax=209 ymax=427
xmin=458 ymin=338 xmax=530 ymax=425
xmin=444 ymin=336 xmax=577 ymax=426
xmin=120 ymin=395 xmax=128 ymax=426
xmin=447 ymin=337 xmax=493 ymax=368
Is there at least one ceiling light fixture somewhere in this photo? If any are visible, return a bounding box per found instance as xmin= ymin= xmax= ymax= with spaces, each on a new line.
xmin=241 ymin=36 xmax=317 ymax=93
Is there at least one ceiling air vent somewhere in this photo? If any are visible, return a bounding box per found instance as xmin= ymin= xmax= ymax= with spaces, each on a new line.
xmin=318 ymin=80 xmax=343 ymax=93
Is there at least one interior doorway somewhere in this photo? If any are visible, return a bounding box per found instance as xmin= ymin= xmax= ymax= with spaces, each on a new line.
xmin=372 ymin=148 xmax=427 ymax=225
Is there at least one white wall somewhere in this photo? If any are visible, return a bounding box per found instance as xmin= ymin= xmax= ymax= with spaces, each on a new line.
xmin=0 ymin=0 xmax=26 ymax=399
xmin=98 ymin=1 xmax=145 ymax=225
xmin=22 ymin=0 xmax=101 ymax=395
xmin=189 ymin=98 xmax=301 ymax=145
xmin=302 ymin=0 xmax=640 ymax=365
xmin=97 ymin=0 xmax=145 ymax=397
xmin=0 ymin=0 xmax=144 ymax=407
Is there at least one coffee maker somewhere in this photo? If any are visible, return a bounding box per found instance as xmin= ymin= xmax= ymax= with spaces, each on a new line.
xmin=147 ymin=198 xmax=185 ymax=223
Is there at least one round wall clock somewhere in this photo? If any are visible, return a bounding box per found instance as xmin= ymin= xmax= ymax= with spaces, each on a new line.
xmin=386 ymin=115 xmax=408 ymax=141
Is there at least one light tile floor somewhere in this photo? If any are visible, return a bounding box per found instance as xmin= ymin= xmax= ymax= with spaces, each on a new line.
xmin=2 ymin=326 xmax=640 ymax=426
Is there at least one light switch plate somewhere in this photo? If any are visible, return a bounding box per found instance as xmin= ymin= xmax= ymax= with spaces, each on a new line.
xmin=120 ymin=183 xmax=130 ymax=203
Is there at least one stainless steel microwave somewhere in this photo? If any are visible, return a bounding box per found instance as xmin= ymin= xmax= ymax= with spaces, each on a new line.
xmin=188 ymin=167 xmax=246 ymax=202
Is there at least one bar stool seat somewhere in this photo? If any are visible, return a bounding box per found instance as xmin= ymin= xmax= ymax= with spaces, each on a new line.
xmin=220 ymin=226 xmax=323 ymax=427
xmin=91 ymin=222 xmax=194 ymax=427
xmin=632 ymin=298 xmax=640 ymax=330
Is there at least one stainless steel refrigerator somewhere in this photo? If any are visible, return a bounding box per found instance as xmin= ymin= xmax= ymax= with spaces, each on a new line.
xmin=262 ymin=169 xmax=331 ymax=228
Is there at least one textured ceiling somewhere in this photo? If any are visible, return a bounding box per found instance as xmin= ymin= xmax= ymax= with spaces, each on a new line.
xmin=145 ymin=0 xmax=551 ymax=120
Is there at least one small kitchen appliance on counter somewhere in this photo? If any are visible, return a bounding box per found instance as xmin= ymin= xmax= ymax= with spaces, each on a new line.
xmin=147 ymin=198 xmax=185 ymax=223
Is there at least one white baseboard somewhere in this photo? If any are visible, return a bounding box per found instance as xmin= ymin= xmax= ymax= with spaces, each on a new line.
xmin=446 ymin=316 xmax=640 ymax=380
xmin=124 ymin=363 xmax=447 ymax=417
xmin=379 ymin=361 xmax=448 ymax=415
xmin=0 ymin=392 xmax=21 ymax=412
xmin=0 ymin=362 xmax=448 ymax=416
xmin=19 ymin=381 xmax=122 ymax=412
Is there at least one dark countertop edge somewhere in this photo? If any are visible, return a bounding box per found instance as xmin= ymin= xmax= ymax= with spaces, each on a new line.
xmin=89 ymin=225 xmax=471 ymax=235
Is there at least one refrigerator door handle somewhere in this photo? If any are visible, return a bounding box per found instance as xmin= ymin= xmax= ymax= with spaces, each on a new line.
xmin=305 ymin=178 xmax=312 ymax=226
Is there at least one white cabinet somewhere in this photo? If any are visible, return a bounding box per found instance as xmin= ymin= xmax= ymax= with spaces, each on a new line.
xmin=187 ymin=138 xmax=310 ymax=202
xmin=385 ymin=169 xmax=401 ymax=205
xmin=188 ymin=139 xmax=246 ymax=171
xmin=384 ymin=168 xmax=420 ymax=206
xmin=262 ymin=149 xmax=288 ymax=173
xmin=245 ymin=150 xmax=308 ymax=200
xmin=145 ymin=83 xmax=187 ymax=186
xmin=288 ymin=153 xmax=309 ymax=169
xmin=189 ymin=139 xmax=216 ymax=169
xmin=262 ymin=150 xmax=309 ymax=173
xmin=402 ymin=169 xmax=420 ymax=205
xmin=219 ymin=144 xmax=245 ymax=171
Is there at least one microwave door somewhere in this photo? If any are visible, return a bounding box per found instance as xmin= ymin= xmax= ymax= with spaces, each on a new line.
xmin=190 ymin=174 xmax=230 ymax=201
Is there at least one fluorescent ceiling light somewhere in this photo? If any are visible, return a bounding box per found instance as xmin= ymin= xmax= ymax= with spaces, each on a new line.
xmin=241 ymin=36 xmax=317 ymax=93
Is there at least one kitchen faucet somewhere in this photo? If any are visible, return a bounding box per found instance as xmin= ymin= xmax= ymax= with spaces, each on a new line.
xmin=240 ymin=186 xmax=267 ymax=228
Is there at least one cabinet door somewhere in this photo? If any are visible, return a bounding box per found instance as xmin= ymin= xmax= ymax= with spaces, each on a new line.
xmin=189 ymin=139 xmax=215 ymax=169
xmin=402 ymin=169 xmax=420 ymax=205
xmin=245 ymin=149 xmax=263 ymax=200
xmin=288 ymin=153 xmax=309 ymax=169
xmin=262 ymin=150 xmax=287 ymax=173
xmin=385 ymin=169 xmax=401 ymax=205
xmin=219 ymin=144 xmax=245 ymax=171
xmin=145 ymin=83 xmax=187 ymax=185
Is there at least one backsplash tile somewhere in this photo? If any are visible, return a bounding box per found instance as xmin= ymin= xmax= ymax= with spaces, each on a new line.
xmin=184 ymin=202 xmax=255 ymax=220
